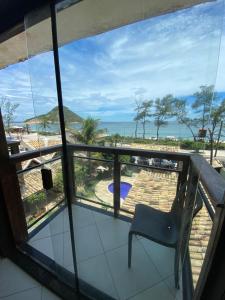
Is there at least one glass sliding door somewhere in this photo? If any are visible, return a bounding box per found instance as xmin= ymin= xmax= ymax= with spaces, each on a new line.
xmin=23 ymin=3 xmax=78 ymax=291
xmin=54 ymin=0 xmax=225 ymax=299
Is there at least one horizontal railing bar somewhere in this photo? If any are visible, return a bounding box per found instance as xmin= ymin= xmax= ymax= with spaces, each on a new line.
xmin=75 ymin=195 xmax=114 ymax=209
xmin=17 ymin=156 xmax=62 ymax=175
xmin=69 ymin=144 xmax=190 ymax=161
xmin=191 ymin=154 xmax=225 ymax=208
xmin=73 ymin=155 xmax=113 ymax=163
xmin=76 ymin=195 xmax=135 ymax=216
xmin=119 ymin=207 xmax=135 ymax=215
xmin=27 ymin=199 xmax=65 ymax=229
xmin=121 ymin=161 xmax=181 ymax=173
xmin=73 ymin=155 xmax=181 ymax=173
xmin=11 ymin=144 xmax=224 ymax=208
xmin=198 ymin=185 xmax=215 ymax=221
xmin=10 ymin=144 xmax=190 ymax=163
xmin=10 ymin=144 xmax=62 ymax=163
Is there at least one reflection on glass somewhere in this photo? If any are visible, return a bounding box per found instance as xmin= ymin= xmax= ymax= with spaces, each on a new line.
xmin=74 ymin=153 xmax=113 ymax=208
xmin=55 ymin=0 xmax=224 ymax=155
xmin=54 ymin=0 xmax=225 ymax=298
xmin=18 ymin=155 xmax=64 ymax=228
xmin=22 ymin=4 xmax=77 ymax=286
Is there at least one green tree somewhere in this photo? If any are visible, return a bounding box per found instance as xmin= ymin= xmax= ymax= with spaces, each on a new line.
xmin=75 ymin=117 xmax=105 ymax=177
xmin=24 ymin=123 xmax=31 ymax=134
xmin=153 ymin=95 xmax=174 ymax=140
xmin=208 ymin=99 xmax=225 ymax=164
xmin=138 ymin=100 xmax=153 ymax=139
xmin=109 ymin=134 xmax=122 ymax=147
xmin=0 ymin=97 xmax=19 ymax=135
xmin=76 ymin=117 xmax=104 ymax=145
xmin=173 ymin=98 xmax=197 ymax=141
xmin=39 ymin=116 xmax=51 ymax=132
xmin=133 ymin=100 xmax=142 ymax=138
xmin=192 ymin=85 xmax=215 ymax=130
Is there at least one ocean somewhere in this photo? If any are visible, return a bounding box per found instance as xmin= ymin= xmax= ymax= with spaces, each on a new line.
xmin=21 ymin=121 xmax=195 ymax=140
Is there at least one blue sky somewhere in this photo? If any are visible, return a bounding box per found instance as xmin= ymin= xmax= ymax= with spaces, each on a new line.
xmin=0 ymin=0 xmax=225 ymax=122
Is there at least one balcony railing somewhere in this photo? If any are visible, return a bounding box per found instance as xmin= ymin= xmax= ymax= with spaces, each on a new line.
xmin=8 ymin=143 xmax=225 ymax=300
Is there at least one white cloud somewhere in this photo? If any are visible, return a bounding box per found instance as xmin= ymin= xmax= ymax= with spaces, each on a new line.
xmin=0 ymin=0 xmax=225 ymax=121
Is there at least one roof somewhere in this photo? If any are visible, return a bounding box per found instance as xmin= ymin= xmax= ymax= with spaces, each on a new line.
xmin=0 ymin=0 xmax=48 ymax=36
xmin=0 ymin=0 xmax=211 ymax=69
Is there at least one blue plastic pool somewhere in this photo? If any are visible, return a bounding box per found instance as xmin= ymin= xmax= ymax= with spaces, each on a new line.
xmin=108 ymin=182 xmax=132 ymax=200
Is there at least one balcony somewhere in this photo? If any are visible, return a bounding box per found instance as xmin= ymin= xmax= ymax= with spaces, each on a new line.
xmin=27 ymin=203 xmax=182 ymax=300
xmin=1 ymin=143 xmax=222 ymax=300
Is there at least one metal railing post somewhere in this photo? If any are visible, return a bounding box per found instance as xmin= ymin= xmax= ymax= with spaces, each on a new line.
xmin=113 ymin=154 xmax=121 ymax=217
xmin=68 ymin=148 xmax=75 ymax=199
xmin=176 ymin=159 xmax=189 ymax=196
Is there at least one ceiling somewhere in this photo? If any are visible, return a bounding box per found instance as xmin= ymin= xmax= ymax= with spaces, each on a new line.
xmin=0 ymin=0 xmax=212 ymax=70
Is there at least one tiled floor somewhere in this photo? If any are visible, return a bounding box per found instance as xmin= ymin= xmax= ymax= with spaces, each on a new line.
xmin=27 ymin=205 xmax=183 ymax=300
xmin=0 ymin=258 xmax=61 ymax=300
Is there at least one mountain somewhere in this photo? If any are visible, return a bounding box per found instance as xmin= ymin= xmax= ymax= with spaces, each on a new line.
xmin=25 ymin=106 xmax=83 ymax=124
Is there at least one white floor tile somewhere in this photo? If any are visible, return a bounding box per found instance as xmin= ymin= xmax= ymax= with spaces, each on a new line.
xmin=106 ymin=241 xmax=162 ymax=300
xmin=29 ymin=225 xmax=51 ymax=242
xmin=26 ymin=206 xmax=182 ymax=300
xmin=29 ymin=237 xmax=54 ymax=260
xmin=78 ymin=254 xmax=118 ymax=299
xmin=41 ymin=286 xmax=62 ymax=300
xmin=92 ymin=210 xmax=114 ymax=224
xmin=129 ymin=281 xmax=175 ymax=300
xmin=140 ymin=238 xmax=175 ymax=279
xmin=0 ymin=259 xmax=39 ymax=298
xmin=49 ymin=212 xmax=69 ymax=235
xmin=29 ymin=210 xmax=69 ymax=244
xmin=164 ymin=275 xmax=183 ymax=299
xmin=75 ymin=224 xmax=104 ymax=262
xmin=72 ymin=205 xmax=95 ymax=229
xmin=29 ymin=232 xmax=73 ymax=268
xmin=97 ymin=218 xmax=130 ymax=251
xmin=0 ymin=287 xmax=41 ymax=300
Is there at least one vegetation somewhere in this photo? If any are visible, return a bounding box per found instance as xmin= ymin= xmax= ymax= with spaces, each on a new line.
xmin=173 ymin=98 xmax=197 ymax=141
xmin=39 ymin=115 xmax=51 ymax=132
xmin=208 ymin=100 xmax=225 ymax=164
xmin=0 ymin=97 xmax=19 ymax=135
xmin=75 ymin=117 xmax=105 ymax=145
xmin=24 ymin=190 xmax=46 ymax=217
xmin=139 ymin=100 xmax=153 ymax=139
xmin=105 ymin=135 xmax=225 ymax=150
xmin=192 ymin=85 xmax=214 ymax=130
xmin=53 ymin=171 xmax=64 ymax=193
xmin=132 ymin=85 xmax=225 ymax=164
xmin=134 ymin=100 xmax=142 ymax=138
xmin=153 ymin=95 xmax=174 ymax=140
xmin=108 ymin=134 xmax=122 ymax=147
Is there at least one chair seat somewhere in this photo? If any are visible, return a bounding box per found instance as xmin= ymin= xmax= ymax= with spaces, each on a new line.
xmin=130 ymin=204 xmax=178 ymax=247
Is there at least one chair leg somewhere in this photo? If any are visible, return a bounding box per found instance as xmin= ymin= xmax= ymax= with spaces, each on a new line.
xmin=174 ymin=247 xmax=180 ymax=289
xmin=128 ymin=231 xmax=133 ymax=268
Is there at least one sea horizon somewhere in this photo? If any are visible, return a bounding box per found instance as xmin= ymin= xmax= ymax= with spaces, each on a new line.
xmin=13 ymin=120 xmax=203 ymax=140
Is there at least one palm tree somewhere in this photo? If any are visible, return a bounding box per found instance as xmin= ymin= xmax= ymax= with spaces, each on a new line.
xmin=109 ymin=133 xmax=121 ymax=147
xmin=75 ymin=118 xmax=105 ymax=178
xmin=76 ymin=117 xmax=104 ymax=145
